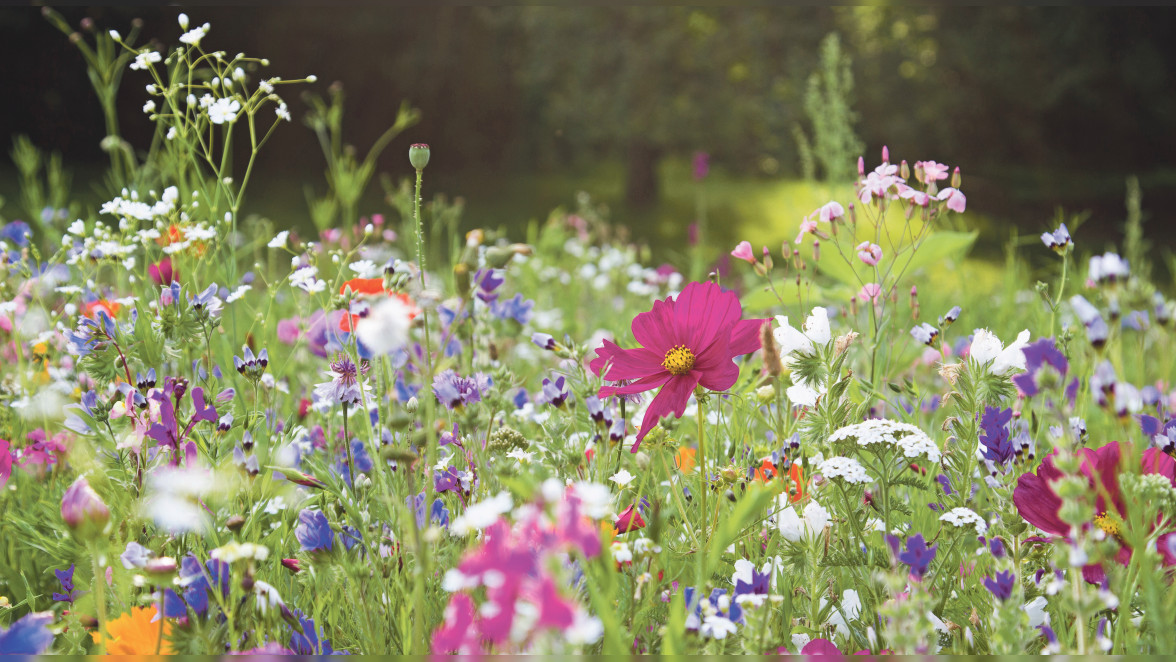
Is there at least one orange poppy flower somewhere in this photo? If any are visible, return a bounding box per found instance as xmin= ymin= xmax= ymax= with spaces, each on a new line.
xmin=91 ymin=606 xmax=174 ymax=655
xmin=82 ymin=300 xmax=121 ymax=319
xmin=338 ymin=279 xmax=419 ymax=332
xmin=675 ymin=447 xmax=697 ymax=474
xmin=754 ymin=459 xmax=806 ymax=502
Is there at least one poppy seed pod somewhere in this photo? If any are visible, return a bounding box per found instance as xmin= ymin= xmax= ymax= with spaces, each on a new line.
xmin=409 ymin=143 xmax=430 ymax=171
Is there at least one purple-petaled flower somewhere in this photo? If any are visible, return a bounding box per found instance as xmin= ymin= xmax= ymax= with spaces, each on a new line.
xmin=0 ymin=440 xmax=12 ymax=489
xmin=532 ymin=332 xmax=556 ymax=351
xmin=1122 ymin=310 xmax=1149 ymax=332
xmin=63 ymin=390 xmax=100 ymax=435
xmin=431 ymin=498 xmax=450 ymax=529
xmin=52 ymin=564 xmax=81 ymax=603
xmin=489 ymin=293 xmax=534 ymax=325
xmin=1141 ymin=415 xmax=1176 ymax=454
xmin=234 ymin=346 xmax=269 ymax=382
xmin=979 ymin=406 xmax=1015 ymax=466
xmin=0 ymin=611 xmax=54 ymax=655
xmin=512 ymin=388 xmax=529 ymax=410
xmin=295 ymin=509 xmax=334 ymax=553
xmin=314 ymin=354 xmax=369 ymax=408
xmin=290 ymin=609 xmax=348 ymax=655
xmin=0 ymin=220 xmax=31 ymax=247
xmin=334 ymin=439 xmax=373 ymax=486
xmin=1040 ymin=223 xmax=1071 ymax=253
xmin=585 ymin=395 xmax=606 ymax=425
xmin=474 ymin=269 xmax=505 ymax=303
xmin=892 ymin=533 xmax=937 ymax=580
xmin=432 ymin=370 xmax=492 ymax=410
xmin=990 ymin=537 xmax=1006 ymax=558
xmin=61 ymin=476 xmax=110 ymax=536
xmin=190 ymin=283 xmax=223 ymax=318
xmin=1012 ymin=338 xmax=1074 ymax=400
xmin=936 ymin=473 xmax=954 ymax=496
xmin=537 ymin=375 xmax=571 ymax=409
xmin=1070 ymin=295 xmax=1109 ymax=347
xmin=121 ymin=541 xmax=152 ymax=569
xmin=910 ymin=322 xmax=938 ymax=346
xmin=439 ymin=422 xmax=460 ymax=447
xmin=1089 ymin=252 xmax=1129 ymax=284
xmin=984 ymin=570 xmax=1016 ymax=601
xmin=164 ymin=554 xmax=230 ymax=618
xmin=941 ymin=305 xmax=962 ymax=326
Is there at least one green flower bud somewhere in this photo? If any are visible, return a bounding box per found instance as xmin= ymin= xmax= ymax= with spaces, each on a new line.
xmin=409 ymin=143 xmax=430 ymax=171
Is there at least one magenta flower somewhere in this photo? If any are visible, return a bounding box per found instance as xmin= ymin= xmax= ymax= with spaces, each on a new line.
xmin=730 ymin=241 xmax=755 ymax=264
xmin=0 ymin=440 xmax=12 ymax=489
xmin=1013 ymin=441 xmax=1176 ymax=583
xmin=614 ymin=504 xmax=646 ymax=533
xmin=590 ymin=281 xmax=765 ymax=449
xmin=61 ymin=476 xmax=110 ymax=537
xmin=856 ymin=241 xmax=883 ymax=266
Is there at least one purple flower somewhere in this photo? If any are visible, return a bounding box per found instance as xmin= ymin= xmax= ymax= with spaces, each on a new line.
xmin=537 ymin=375 xmax=571 ymax=409
xmin=121 ymin=541 xmax=152 ymax=569
xmin=313 ymin=355 xmax=368 ymax=407
xmin=984 ymin=570 xmax=1016 ymax=601
xmin=910 ymin=322 xmax=938 ymax=346
xmin=979 ymin=407 xmax=1015 ymax=466
xmin=0 ymin=611 xmax=54 ymax=655
xmin=474 ymin=269 xmax=506 ymax=302
xmin=52 ymin=565 xmax=81 ymax=603
xmin=163 ymin=554 xmax=230 ymax=618
xmin=1070 ymin=295 xmax=1109 ymax=347
xmin=489 ymin=293 xmax=534 ymax=325
xmin=295 ymin=509 xmax=334 ymax=552
xmin=1040 ymin=223 xmax=1071 ymax=253
xmin=1012 ymin=338 xmax=1074 ymax=400
xmin=532 ymin=332 xmax=555 ymax=351
xmin=0 ymin=440 xmax=13 ymax=490
xmin=333 ymin=439 xmax=373 ymax=486
xmin=61 ymin=476 xmax=110 ymax=536
xmin=692 ymin=151 xmax=709 ymax=182
xmin=290 ymin=609 xmax=349 ymax=655
xmin=432 ymin=370 xmax=492 ymax=410
xmin=889 ymin=533 xmax=937 ymax=580
xmin=0 ymin=220 xmax=31 ymax=247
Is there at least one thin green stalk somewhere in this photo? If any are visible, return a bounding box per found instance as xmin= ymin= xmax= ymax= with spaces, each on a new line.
xmin=89 ymin=544 xmax=107 ymax=654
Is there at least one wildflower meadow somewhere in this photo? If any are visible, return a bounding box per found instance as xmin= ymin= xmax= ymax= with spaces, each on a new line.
xmin=4 ymin=9 xmax=1176 ymax=657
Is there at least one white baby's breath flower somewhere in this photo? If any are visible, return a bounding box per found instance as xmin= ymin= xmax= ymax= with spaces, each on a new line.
xmin=275 ymin=102 xmax=291 ymax=122
xmin=939 ymin=507 xmax=988 ymax=535
xmin=179 ymin=23 xmax=210 ymax=47
xmin=818 ymin=456 xmax=872 ymax=484
xmin=142 ymin=100 xmax=156 ymax=114
xmin=267 ymin=230 xmax=289 ymax=249
xmin=130 ymin=50 xmax=162 ymax=71
xmin=178 ymin=13 xmax=189 ymax=29
xmin=207 ymin=97 xmax=241 ymax=125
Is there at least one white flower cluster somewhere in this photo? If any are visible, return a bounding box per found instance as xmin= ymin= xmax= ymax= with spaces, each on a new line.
xmin=829 ymin=418 xmax=942 ymax=463
xmin=288 ymin=265 xmax=326 ymax=294
xmin=210 ymin=541 xmax=269 ymax=563
xmin=817 ymin=456 xmax=872 ymax=484
xmin=939 ymin=507 xmax=988 ymax=535
xmin=100 ymin=185 xmax=180 ymax=223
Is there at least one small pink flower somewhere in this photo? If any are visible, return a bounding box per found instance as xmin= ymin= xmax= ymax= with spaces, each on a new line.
xmin=897 ymin=184 xmax=930 ymax=207
xmin=794 ymin=220 xmax=818 ymax=244
xmin=937 ymin=187 xmax=967 ymax=213
xmin=917 ymin=160 xmax=950 ymax=183
xmin=614 ymin=504 xmax=646 ymax=533
xmin=857 ymin=283 xmax=883 ymax=304
xmin=856 ymin=241 xmax=883 ymax=266
xmin=817 ymin=201 xmax=845 ymax=223
xmin=730 ymin=241 xmax=755 ymax=264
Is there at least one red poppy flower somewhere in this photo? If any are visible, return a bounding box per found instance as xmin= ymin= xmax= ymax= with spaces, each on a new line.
xmin=1013 ymin=441 xmax=1176 ymax=583
xmin=590 ymin=281 xmax=766 ymax=450
xmin=337 ymin=278 xmax=419 ymax=332
xmin=82 ymin=300 xmax=121 ymax=319
xmin=755 ymin=459 xmax=806 ymax=503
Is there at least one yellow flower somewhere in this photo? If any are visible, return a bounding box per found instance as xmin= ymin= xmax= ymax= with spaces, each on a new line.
xmin=91 ymin=606 xmax=174 ymax=655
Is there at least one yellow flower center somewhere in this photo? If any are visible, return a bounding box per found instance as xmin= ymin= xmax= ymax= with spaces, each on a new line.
xmin=1094 ymin=512 xmax=1120 ymax=538
xmin=662 ymin=344 xmax=696 ymax=375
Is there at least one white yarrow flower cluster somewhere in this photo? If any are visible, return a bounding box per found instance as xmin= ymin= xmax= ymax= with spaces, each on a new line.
xmin=829 ymin=418 xmax=942 ymax=463
xmin=773 ymin=306 xmax=831 ymax=407
xmin=939 ymin=507 xmax=988 ymax=535
xmin=818 ymin=456 xmax=872 ymax=484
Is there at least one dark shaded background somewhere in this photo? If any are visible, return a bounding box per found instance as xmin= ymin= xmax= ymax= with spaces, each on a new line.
xmin=3 ymin=6 xmax=1176 ymax=253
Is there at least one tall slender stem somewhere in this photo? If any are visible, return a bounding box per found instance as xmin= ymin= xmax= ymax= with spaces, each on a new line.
xmin=90 ymin=544 xmax=107 ymax=654
xmin=413 ymin=167 xmax=438 ymax=485
xmin=342 ymin=402 xmax=356 ymax=489
xmin=697 ymin=395 xmax=708 ymax=550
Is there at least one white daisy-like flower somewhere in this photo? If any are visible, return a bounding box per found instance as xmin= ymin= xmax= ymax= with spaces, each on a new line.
xmin=773 ymin=307 xmax=831 ymax=364
xmin=829 ymin=419 xmax=941 ymax=463
xmin=225 ymin=285 xmax=251 ymax=303
xmin=969 ymin=328 xmax=1030 ymax=375
xmin=611 ymin=541 xmax=633 ymax=564
xmin=818 ymin=456 xmax=872 ymax=484
xmin=701 ymin=615 xmax=738 ymax=640
xmin=939 ymin=507 xmax=988 ymax=535
xmin=130 ymin=50 xmax=162 ymax=71
xmin=610 ymin=469 xmax=635 ymax=488
xmin=348 ymin=259 xmax=381 ymax=279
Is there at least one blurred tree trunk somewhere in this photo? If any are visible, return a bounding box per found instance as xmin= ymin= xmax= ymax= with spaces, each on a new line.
xmin=625 ymin=140 xmax=661 ymax=207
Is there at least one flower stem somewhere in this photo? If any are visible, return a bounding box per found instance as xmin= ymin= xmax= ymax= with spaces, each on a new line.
xmin=413 ymin=167 xmax=438 ymax=483
xmin=342 ymin=402 xmax=356 ymax=488
xmin=697 ymin=395 xmax=708 ymax=552
xmin=90 ymin=544 xmax=107 ymax=654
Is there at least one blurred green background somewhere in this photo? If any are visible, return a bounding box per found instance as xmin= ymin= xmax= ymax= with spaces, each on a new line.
xmin=3 ymin=6 xmax=1176 ymax=265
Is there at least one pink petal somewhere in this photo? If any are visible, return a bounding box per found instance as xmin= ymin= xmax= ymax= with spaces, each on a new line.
xmin=1013 ymin=473 xmax=1068 ymax=537
xmin=633 ymin=373 xmax=701 ymax=450
xmin=598 ymin=372 xmax=671 ymax=399
xmin=674 ymin=281 xmax=741 ymax=352
xmin=590 ymin=339 xmax=667 ymax=382
xmin=631 ymin=297 xmax=679 ymax=354
xmin=728 ymin=319 xmax=768 ymax=357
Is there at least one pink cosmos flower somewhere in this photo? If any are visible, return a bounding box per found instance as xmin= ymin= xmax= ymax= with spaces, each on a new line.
xmin=795 ymin=219 xmax=818 ymax=244
xmin=937 ymin=187 xmax=967 ymax=213
xmin=590 ymin=281 xmax=765 ymax=449
xmin=917 ymin=160 xmax=950 ymax=183
xmin=730 ymin=241 xmax=755 ymax=264
xmin=856 ymin=242 xmax=883 ymax=266
xmin=1013 ymin=441 xmax=1176 ymax=584
xmin=614 ymin=504 xmax=646 ymax=533
xmin=0 ymin=440 xmax=12 ymax=489
xmin=857 ymin=283 xmax=883 ymax=304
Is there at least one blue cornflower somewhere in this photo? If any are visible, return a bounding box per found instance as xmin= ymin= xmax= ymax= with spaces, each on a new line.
xmin=295 ymin=509 xmax=334 ymax=553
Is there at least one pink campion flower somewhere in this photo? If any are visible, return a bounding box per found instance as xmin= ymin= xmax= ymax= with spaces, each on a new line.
xmin=917 ymin=160 xmax=950 ymax=183
xmin=897 ymin=184 xmax=931 ymax=207
xmin=590 ymin=281 xmax=766 ymax=449
xmin=858 ymin=171 xmax=896 ymax=204
xmin=817 ymin=201 xmax=845 ymax=223
xmin=730 ymin=241 xmax=755 ymax=264
xmin=856 ymin=242 xmax=883 ymax=266
xmin=857 ymin=283 xmax=883 ymax=304
xmin=937 ymin=187 xmax=967 ymax=213
xmin=795 ymin=219 xmax=818 ymax=244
